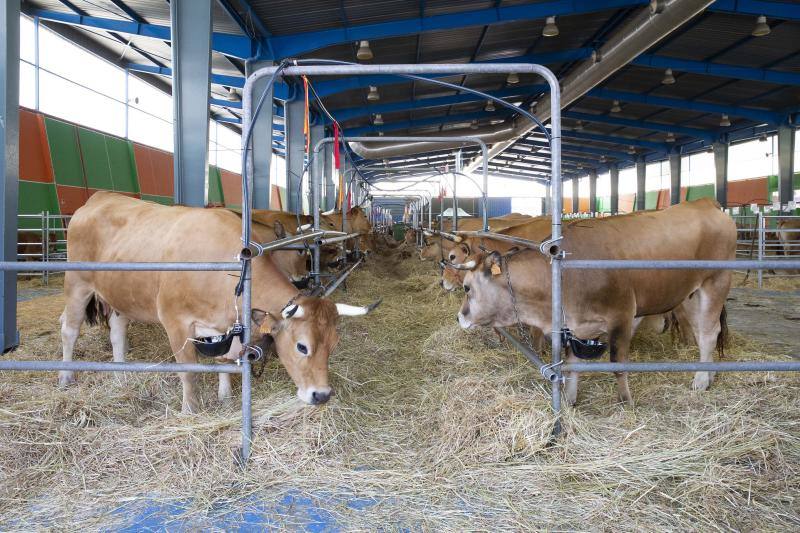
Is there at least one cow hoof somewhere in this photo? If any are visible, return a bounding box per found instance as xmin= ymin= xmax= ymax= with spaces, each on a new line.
xmin=58 ymin=371 xmax=76 ymax=387
xmin=692 ymin=371 xmax=712 ymax=391
xmin=181 ymin=401 xmax=200 ymax=415
xmin=617 ymin=394 xmax=634 ymax=407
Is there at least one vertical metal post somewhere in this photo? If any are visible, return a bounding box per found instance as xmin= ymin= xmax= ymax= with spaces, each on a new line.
xmin=43 ymin=211 xmax=49 ymax=285
xmin=777 ymin=124 xmax=795 ymax=210
xmin=452 ymin=151 xmax=460 ymax=231
xmin=669 ymin=148 xmax=681 ymax=205
xmin=310 ymin=125 xmax=322 ymax=287
xmin=124 ymin=69 xmax=129 ymax=140
xmin=635 ymin=156 xmax=646 ymax=211
xmin=170 ymin=0 xmax=212 ymax=207
xmin=571 ymin=179 xmax=580 ymax=214
xmin=609 ymin=164 xmax=619 ymax=213
xmin=757 ymin=212 xmax=764 ymax=289
xmin=244 ymin=60 xmax=273 ymax=209
xmin=1 ymin=0 xmax=20 ymax=353
xmin=589 ymin=169 xmax=597 ymax=216
xmin=713 ymin=140 xmax=728 ymax=209
xmin=323 ymin=139 xmax=334 ymax=210
xmin=33 ymin=15 xmax=39 ymax=110
xmin=285 ymin=98 xmax=305 ymax=213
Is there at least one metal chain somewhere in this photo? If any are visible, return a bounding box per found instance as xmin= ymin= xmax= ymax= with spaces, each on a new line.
xmin=502 ymin=255 xmax=537 ymax=351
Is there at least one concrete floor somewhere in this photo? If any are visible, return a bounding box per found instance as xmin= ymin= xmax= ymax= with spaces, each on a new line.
xmin=725 ymin=287 xmax=800 ymax=357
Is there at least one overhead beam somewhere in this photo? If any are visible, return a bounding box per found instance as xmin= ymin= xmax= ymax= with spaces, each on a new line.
xmin=27 ymin=7 xmax=254 ymax=58
xmin=522 ymin=140 xmax=633 ymax=161
xmin=708 ymin=0 xmax=800 ymax=20
xmin=264 ymin=1 xmax=647 ymax=58
xmin=345 ymin=110 xmax=513 ymax=136
xmin=563 ymin=130 xmax=669 ymax=151
xmin=632 ymin=54 xmax=800 ymax=87
xmin=588 ymin=88 xmax=781 ymax=125
xmin=564 ymin=111 xmax=716 ymax=142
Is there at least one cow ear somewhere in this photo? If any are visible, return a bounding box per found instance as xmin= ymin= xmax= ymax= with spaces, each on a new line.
xmin=459 ymin=243 xmax=471 ymax=256
xmin=483 ymin=251 xmax=503 ymax=275
xmin=253 ymin=309 xmax=283 ymax=335
xmin=273 ymin=220 xmax=286 ymax=239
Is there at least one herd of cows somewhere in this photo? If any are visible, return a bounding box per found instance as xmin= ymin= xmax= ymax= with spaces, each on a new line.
xmin=51 ymin=192 xmax=799 ymax=413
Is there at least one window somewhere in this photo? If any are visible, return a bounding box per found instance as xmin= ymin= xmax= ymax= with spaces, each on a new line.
xmin=19 ymin=60 xmax=35 ymax=109
xmin=19 ymin=15 xmax=35 ymax=63
xmin=39 ymin=70 xmax=126 ymax=137
xmin=128 ymin=108 xmax=173 ymax=152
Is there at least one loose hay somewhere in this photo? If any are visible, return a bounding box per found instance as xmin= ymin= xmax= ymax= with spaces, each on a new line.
xmin=1 ymin=256 xmax=799 ymax=530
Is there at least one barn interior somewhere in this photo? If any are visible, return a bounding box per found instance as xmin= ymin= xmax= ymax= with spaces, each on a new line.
xmin=1 ymin=0 xmax=800 ymax=529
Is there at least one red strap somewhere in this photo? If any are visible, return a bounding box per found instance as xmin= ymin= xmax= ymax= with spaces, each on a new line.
xmin=333 ymin=123 xmax=341 ymax=169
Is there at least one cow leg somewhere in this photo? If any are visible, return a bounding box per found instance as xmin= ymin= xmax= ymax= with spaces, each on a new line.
xmin=218 ymin=336 xmax=241 ymax=404
xmin=691 ymin=274 xmax=730 ymax=391
xmin=610 ymin=326 xmax=634 ymax=405
xmin=59 ymin=276 xmax=93 ymax=387
xmin=164 ymin=321 xmax=201 ymax=414
xmin=563 ymin=346 xmax=580 ymax=406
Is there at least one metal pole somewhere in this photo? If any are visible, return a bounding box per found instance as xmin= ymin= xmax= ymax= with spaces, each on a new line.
xmin=758 ymin=213 xmax=764 ymax=288
xmin=777 ymin=125 xmax=795 ymax=210
xmin=609 ymin=164 xmax=619 ymax=214
xmin=497 ymin=328 xmax=558 ymax=382
xmin=452 ymin=150 xmax=460 ymax=232
xmin=0 ymin=360 xmax=243 ymax=373
xmin=285 ymin=98 xmax=305 ymax=214
xmin=561 ymin=259 xmax=800 ymax=270
xmin=713 ymin=140 xmax=728 ymax=209
xmin=589 ymin=169 xmax=597 ymax=216
xmin=635 ymin=156 xmax=646 ymax=211
xmin=244 ymin=60 xmax=274 ymax=210
xmin=1 ymin=0 xmax=20 ymax=352
xmin=43 ymin=210 xmax=49 ymax=285
xmin=669 ymin=148 xmax=681 ymax=205
xmin=562 ymin=361 xmax=800 ymax=373
xmin=0 ymin=261 xmax=241 ymax=271
xmin=170 ymin=0 xmax=212 ymax=207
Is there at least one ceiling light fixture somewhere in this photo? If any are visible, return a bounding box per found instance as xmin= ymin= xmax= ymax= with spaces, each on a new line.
xmin=485 ymin=100 xmax=496 ymax=112
xmin=627 ymin=146 xmax=636 ymax=155
xmin=542 ymin=16 xmax=559 ymax=37
xmin=610 ymin=100 xmax=622 ymax=113
xmin=373 ymin=113 xmax=384 ymax=125
xmin=507 ymin=72 xmax=519 ymax=85
xmin=367 ymin=85 xmax=380 ymax=101
xmin=574 ymin=120 xmax=583 ymax=131
xmin=470 ymin=119 xmax=479 ymax=130
xmin=356 ymin=40 xmax=373 ymax=61
xmin=752 ymin=15 xmax=770 ymax=37
xmin=666 ymin=132 xmax=676 ymax=143
xmin=720 ymin=114 xmax=731 ymax=127
xmin=661 ymin=68 xmax=676 ymax=85
xmin=759 ymin=132 xmax=768 ymax=142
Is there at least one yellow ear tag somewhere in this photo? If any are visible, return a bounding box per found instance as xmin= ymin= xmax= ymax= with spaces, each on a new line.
xmin=491 ymin=263 xmax=502 ymax=276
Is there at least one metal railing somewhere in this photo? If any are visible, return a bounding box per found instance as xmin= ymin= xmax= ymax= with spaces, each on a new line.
xmin=732 ymin=213 xmax=800 ymax=287
xmin=17 ymin=212 xmax=71 ymax=285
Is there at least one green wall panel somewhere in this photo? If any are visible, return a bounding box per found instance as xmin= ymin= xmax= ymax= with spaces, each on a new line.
xmin=44 ymin=117 xmax=84 ymax=187
xmin=77 ymin=128 xmax=114 ymax=191
xmin=18 ymin=181 xmax=61 ymax=229
xmin=645 ymin=191 xmax=659 ymax=210
xmin=597 ymin=196 xmax=611 ymax=213
xmin=142 ymin=194 xmax=173 ymax=206
xmin=208 ymin=166 xmax=224 ymax=205
xmin=107 ymin=137 xmax=139 ymax=193
xmin=686 ymin=184 xmax=715 ymax=201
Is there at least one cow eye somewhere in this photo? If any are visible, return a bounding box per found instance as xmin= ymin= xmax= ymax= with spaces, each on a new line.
xmin=464 ymin=285 xmax=471 ymax=293
xmin=296 ymin=342 xmax=308 ymax=355
xmin=449 ymin=254 xmax=456 ymax=261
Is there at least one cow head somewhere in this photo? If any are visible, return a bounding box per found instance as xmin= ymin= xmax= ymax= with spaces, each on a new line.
xmin=252 ymin=296 xmax=381 ymax=405
xmin=441 ymin=265 xmax=465 ymax=292
xmin=457 ymin=251 xmax=518 ymax=329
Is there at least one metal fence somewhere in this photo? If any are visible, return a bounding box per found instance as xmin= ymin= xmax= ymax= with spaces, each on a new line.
xmin=732 ymin=213 xmax=800 ymax=287
xmin=17 ymin=212 xmax=71 ymax=285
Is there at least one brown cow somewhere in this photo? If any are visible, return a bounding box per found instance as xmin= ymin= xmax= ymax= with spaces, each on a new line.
xmin=456 ymin=198 xmax=735 ymax=405
xmin=60 ymin=192 xmax=379 ymax=413
xmin=322 ymin=207 xmax=373 ymax=253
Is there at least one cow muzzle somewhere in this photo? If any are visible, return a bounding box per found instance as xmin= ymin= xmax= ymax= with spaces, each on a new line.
xmin=457 ymin=312 xmax=474 ymax=330
xmin=298 ymin=386 xmax=333 ymax=405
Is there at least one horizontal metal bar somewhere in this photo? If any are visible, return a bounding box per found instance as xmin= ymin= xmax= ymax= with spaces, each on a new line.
xmin=318 ymin=232 xmax=361 ymax=245
xmin=562 ymin=259 xmax=800 ymax=270
xmin=562 ymin=361 xmax=800 ymax=373
xmin=497 ymin=327 xmax=557 ymax=383
xmin=323 ymin=258 xmax=364 ymax=296
xmin=0 ymin=261 xmax=242 ymax=271
xmin=256 ymin=231 xmax=325 ymax=253
xmin=456 ymin=231 xmax=543 ymax=250
xmin=0 ymin=360 xmax=243 ymax=374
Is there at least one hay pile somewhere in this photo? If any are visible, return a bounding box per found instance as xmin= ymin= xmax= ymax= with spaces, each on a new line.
xmin=1 ymin=254 xmax=799 ymax=530
xmin=734 ymin=272 xmax=800 ymax=291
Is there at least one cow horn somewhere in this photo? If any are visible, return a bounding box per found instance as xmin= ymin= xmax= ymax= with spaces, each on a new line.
xmin=281 ymin=303 xmax=304 ymax=319
xmin=448 ymin=259 xmax=477 ymax=271
xmin=438 ymin=231 xmax=458 ymax=242
xmin=336 ymin=299 xmax=382 ymax=317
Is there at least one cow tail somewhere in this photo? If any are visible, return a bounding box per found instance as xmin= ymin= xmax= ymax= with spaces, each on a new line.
xmin=85 ymin=294 xmax=110 ymax=328
xmin=716 ymin=305 xmax=728 ymax=358
xmin=665 ymin=311 xmax=681 ymax=344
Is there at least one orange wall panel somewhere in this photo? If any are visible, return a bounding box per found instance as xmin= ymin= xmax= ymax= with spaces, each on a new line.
xmin=619 ymin=193 xmax=635 ymax=213
xmin=656 ymin=189 xmax=670 ymax=209
xmin=56 ymin=185 xmax=89 ymax=215
xmin=219 ymin=169 xmax=242 ymax=206
xmin=270 ymin=185 xmax=282 ymax=211
xmin=133 ymin=143 xmax=158 ymax=195
xmin=728 ymin=177 xmax=768 ymax=206
xmin=149 ymin=149 xmax=174 ymax=197
xmin=578 ymin=197 xmax=589 ymax=213
xmin=19 ymin=109 xmax=54 ymax=183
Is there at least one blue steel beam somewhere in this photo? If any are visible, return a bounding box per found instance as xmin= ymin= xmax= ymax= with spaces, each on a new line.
xmin=564 ymin=111 xmax=716 ymax=142
xmin=707 ymin=0 xmax=800 ymax=20
xmin=264 ymin=0 xmax=648 ymax=59
xmin=28 ymin=8 xmax=255 ymax=58
xmin=209 ymin=97 xmax=242 ymax=109
xmin=344 ymin=110 xmax=513 ymax=136
xmin=632 ymin=54 xmax=800 ymax=86
xmin=127 ymin=63 xmax=249 ymax=89
xmin=332 ymin=85 xmax=546 ymax=122
xmin=563 ymin=130 xmax=670 ymax=151
xmin=587 ymin=88 xmax=781 ymax=124
xmin=522 ymin=140 xmax=634 ymax=161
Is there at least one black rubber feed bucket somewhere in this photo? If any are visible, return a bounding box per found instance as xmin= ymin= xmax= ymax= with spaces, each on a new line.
xmin=192 ymin=323 xmax=244 ymax=357
xmin=562 ymin=328 xmax=607 ymax=359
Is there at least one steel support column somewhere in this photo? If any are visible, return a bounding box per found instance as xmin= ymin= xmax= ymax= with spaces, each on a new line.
xmin=635 ymin=156 xmax=646 ymax=211
xmin=777 ymin=124 xmax=795 ymax=210
xmin=713 ymin=141 xmax=728 ymax=208
xmin=571 ymin=178 xmax=580 ymax=213
xmin=244 ymin=60 xmax=273 ymax=209
xmin=285 ymin=98 xmax=305 ymax=213
xmin=170 ymin=0 xmax=212 ymax=207
xmin=669 ymin=148 xmax=681 ymax=205
xmin=323 ymin=139 xmax=335 ymax=210
xmin=309 ymin=124 xmax=324 ymax=213
xmin=609 ymin=164 xmax=619 ymax=213
xmin=589 ymin=169 xmax=597 ymax=214
xmin=1 ymin=0 xmax=19 ymax=352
